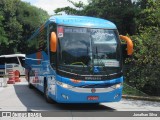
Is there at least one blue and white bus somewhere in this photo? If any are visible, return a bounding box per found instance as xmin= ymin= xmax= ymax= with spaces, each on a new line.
xmin=0 ymin=54 xmax=25 ymax=76
xmin=25 ymin=15 xmax=133 ymax=103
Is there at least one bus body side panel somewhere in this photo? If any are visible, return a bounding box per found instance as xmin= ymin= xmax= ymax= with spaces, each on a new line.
xmin=26 ymin=51 xmax=50 ymax=92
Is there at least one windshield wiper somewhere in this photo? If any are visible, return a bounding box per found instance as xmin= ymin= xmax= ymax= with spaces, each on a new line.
xmin=86 ymin=46 xmax=93 ymax=74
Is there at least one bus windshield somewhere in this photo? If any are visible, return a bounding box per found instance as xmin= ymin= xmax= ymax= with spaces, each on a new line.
xmin=55 ymin=26 xmax=122 ymax=78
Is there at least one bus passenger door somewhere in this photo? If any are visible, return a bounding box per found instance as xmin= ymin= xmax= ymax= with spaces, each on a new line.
xmin=48 ymin=23 xmax=57 ymax=96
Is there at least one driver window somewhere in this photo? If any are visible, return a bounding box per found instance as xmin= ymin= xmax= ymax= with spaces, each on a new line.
xmin=49 ymin=23 xmax=57 ymax=69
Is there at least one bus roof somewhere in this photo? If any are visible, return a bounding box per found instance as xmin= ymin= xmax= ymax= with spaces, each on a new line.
xmin=49 ymin=15 xmax=117 ymax=29
xmin=0 ymin=54 xmax=25 ymax=58
xmin=29 ymin=15 xmax=117 ymax=40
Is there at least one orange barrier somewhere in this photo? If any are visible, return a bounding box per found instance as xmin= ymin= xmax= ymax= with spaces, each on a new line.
xmin=15 ymin=70 xmax=21 ymax=82
xmin=7 ymin=70 xmax=15 ymax=84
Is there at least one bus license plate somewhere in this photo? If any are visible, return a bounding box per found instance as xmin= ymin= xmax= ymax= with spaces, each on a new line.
xmin=87 ymin=96 xmax=99 ymax=100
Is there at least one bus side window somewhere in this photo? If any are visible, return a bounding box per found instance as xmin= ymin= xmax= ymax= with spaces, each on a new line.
xmin=49 ymin=23 xmax=57 ymax=69
xmin=38 ymin=26 xmax=48 ymax=54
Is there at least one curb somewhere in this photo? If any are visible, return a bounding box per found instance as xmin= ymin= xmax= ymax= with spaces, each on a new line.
xmin=122 ymin=95 xmax=160 ymax=102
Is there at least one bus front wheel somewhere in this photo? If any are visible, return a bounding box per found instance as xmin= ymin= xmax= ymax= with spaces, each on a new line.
xmin=44 ymin=80 xmax=54 ymax=103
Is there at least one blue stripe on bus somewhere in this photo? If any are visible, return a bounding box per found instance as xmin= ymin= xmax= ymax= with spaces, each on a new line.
xmin=56 ymin=75 xmax=123 ymax=87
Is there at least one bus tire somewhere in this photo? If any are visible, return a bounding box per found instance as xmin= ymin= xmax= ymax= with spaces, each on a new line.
xmin=86 ymin=103 xmax=99 ymax=105
xmin=29 ymin=83 xmax=33 ymax=89
xmin=28 ymin=72 xmax=33 ymax=89
xmin=44 ymin=80 xmax=54 ymax=103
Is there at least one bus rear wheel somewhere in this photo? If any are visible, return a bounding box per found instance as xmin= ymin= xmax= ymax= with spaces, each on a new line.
xmin=28 ymin=72 xmax=33 ymax=89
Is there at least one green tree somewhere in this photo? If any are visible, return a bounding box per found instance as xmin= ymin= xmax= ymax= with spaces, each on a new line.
xmin=55 ymin=0 xmax=85 ymax=15
xmin=16 ymin=1 xmax=49 ymax=52
xmin=0 ymin=0 xmax=49 ymax=54
xmin=136 ymin=0 xmax=160 ymax=32
xmin=125 ymin=0 xmax=160 ymax=96
xmin=0 ymin=0 xmax=22 ymax=53
xmin=55 ymin=0 xmax=140 ymax=35
xmin=0 ymin=13 xmax=8 ymax=54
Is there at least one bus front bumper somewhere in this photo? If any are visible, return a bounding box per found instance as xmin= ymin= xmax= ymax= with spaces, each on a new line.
xmin=55 ymin=85 xmax=122 ymax=103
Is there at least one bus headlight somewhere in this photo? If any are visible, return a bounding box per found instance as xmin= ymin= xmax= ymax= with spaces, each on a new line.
xmin=115 ymin=83 xmax=122 ymax=89
xmin=57 ymin=81 xmax=73 ymax=89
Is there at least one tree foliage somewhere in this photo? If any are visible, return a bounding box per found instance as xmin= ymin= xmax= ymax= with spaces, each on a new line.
xmin=0 ymin=0 xmax=49 ymax=54
xmin=55 ymin=0 xmax=140 ymax=35
xmin=55 ymin=0 xmax=85 ymax=15
xmin=125 ymin=0 xmax=160 ymax=95
xmin=0 ymin=13 xmax=8 ymax=46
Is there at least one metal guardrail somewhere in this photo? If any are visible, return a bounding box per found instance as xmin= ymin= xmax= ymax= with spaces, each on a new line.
xmin=0 ymin=70 xmax=7 ymax=87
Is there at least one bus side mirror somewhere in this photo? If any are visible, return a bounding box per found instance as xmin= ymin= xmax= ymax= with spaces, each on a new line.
xmin=121 ymin=44 xmax=128 ymax=60
xmin=119 ymin=35 xmax=133 ymax=56
xmin=50 ymin=32 xmax=57 ymax=52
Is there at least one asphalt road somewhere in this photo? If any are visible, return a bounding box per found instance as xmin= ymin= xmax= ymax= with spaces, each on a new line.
xmin=0 ymin=78 xmax=160 ymax=120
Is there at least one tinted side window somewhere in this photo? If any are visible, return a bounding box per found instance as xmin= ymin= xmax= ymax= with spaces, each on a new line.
xmin=38 ymin=27 xmax=48 ymax=54
xmin=25 ymin=26 xmax=48 ymax=55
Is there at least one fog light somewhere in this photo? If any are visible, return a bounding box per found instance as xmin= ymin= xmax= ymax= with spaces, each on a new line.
xmin=115 ymin=83 xmax=122 ymax=89
xmin=57 ymin=81 xmax=73 ymax=89
xmin=62 ymin=94 xmax=69 ymax=100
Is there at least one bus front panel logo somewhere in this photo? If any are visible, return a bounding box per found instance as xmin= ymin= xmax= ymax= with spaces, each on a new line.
xmin=91 ymin=88 xmax=96 ymax=93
